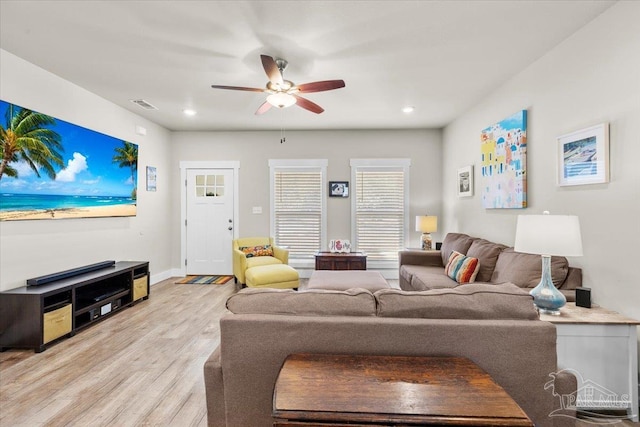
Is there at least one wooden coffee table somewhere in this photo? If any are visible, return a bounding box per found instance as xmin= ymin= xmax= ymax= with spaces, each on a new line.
xmin=273 ymin=353 xmax=533 ymax=426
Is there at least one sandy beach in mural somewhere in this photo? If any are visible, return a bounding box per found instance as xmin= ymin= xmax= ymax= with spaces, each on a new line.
xmin=0 ymin=204 xmax=136 ymax=221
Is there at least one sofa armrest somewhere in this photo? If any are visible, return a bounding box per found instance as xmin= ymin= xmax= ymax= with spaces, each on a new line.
xmin=204 ymin=346 xmax=225 ymax=427
xmin=273 ymin=246 xmax=289 ymax=264
xmin=399 ymin=250 xmax=444 ymax=267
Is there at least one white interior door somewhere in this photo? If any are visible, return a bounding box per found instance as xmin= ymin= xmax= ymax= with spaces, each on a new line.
xmin=186 ymin=169 xmax=234 ymax=275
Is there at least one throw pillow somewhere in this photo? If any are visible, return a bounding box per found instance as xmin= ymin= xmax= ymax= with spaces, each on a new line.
xmin=445 ymin=250 xmax=480 ymax=284
xmin=239 ymin=244 xmax=274 ymax=258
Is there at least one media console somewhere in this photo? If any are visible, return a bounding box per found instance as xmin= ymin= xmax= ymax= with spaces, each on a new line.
xmin=0 ymin=261 xmax=149 ymax=353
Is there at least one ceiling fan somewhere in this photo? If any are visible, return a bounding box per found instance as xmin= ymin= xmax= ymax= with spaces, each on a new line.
xmin=211 ymin=55 xmax=345 ymax=115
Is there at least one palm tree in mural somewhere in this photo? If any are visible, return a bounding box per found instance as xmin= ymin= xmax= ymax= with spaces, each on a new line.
xmin=0 ymin=104 xmax=64 ymax=181
xmin=112 ymin=141 xmax=138 ymax=200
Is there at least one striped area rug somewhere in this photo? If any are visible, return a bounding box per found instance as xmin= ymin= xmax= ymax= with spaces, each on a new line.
xmin=175 ymin=275 xmax=234 ymax=285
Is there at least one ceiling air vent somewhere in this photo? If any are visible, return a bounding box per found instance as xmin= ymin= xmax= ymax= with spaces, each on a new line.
xmin=130 ymin=99 xmax=158 ymax=111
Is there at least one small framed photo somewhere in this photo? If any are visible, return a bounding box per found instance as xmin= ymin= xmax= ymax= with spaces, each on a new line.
xmin=329 ymin=181 xmax=349 ymax=198
xmin=558 ymin=123 xmax=609 ymax=186
xmin=457 ymin=165 xmax=473 ymax=197
xmin=146 ymin=166 xmax=157 ymax=191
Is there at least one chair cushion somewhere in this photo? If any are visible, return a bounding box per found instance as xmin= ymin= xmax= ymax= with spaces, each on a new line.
xmin=444 ymin=251 xmax=480 ymax=284
xmin=375 ymin=283 xmax=538 ymax=320
xmin=246 ymin=256 xmax=282 ymax=269
xmin=239 ymin=244 xmax=274 ymax=258
xmin=226 ymin=287 xmax=376 ymax=316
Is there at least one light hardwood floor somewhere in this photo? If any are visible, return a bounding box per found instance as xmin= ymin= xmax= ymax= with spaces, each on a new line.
xmin=0 ymin=277 xmax=236 ymax=427
xmin=1 ymin=278 xmax=638 ymax=427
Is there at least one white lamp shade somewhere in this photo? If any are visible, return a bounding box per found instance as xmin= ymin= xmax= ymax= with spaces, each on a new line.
xmin=267 ymin=93 xmax=296 ymax=108
xmin=415 ymin=215 xmax=437 ymax=233
xmin=514 ymin=214 xmax=583 ymax=256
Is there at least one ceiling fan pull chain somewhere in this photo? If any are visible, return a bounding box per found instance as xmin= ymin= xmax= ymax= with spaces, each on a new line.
xmin=280 ymin=109 xmax=286 ymax=144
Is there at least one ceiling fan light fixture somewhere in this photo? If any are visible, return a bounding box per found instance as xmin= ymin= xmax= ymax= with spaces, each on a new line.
xmin=267 ymin=93 xmax=296 ymax=108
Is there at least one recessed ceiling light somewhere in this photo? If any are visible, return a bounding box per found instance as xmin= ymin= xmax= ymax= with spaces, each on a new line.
xmin=183 ymin=109 xmax=197 ymax=116
xmin=402 ymin=106 xmax=415 ymax=114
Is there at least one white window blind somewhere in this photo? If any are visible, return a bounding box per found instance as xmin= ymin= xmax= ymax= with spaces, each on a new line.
xmin=351 ymin=160 xmax=410 ymax=263
xmin=270 ymin=160 xmax=327 ymax=261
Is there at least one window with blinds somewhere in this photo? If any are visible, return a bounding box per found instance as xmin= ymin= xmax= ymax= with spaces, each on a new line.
xmin=270 ymin=160 xmax=327 ymax=261
xmin=351 ymin=160 xmax=410 ymax=263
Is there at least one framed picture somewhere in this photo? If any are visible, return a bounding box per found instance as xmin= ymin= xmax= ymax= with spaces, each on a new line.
xmin=457 ymin=165 xmax=473 ymax=197
xmin=557 ymin=123 xmax=609 ymax=186
xmin=146 ymin=166 xmax=157 ymax=191
xmin=329 ymin=239 xmax=351 ymax=253
xmin=329 ymin=181 xmax=349 ymax=198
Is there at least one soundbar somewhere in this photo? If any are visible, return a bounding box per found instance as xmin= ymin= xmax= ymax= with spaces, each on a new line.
xmin=27 ymin=260 xmax=116 ymax=287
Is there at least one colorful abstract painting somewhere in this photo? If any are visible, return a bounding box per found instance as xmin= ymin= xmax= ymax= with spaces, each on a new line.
xmin=480 ymin=110 xmax=527 ymax=209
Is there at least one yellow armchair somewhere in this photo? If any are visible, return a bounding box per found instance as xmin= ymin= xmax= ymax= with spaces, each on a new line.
xmin=232 ymin=237 xmax=289 ymax=285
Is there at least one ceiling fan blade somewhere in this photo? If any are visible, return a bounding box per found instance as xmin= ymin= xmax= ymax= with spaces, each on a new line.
xmin=293 ymin=95 xmax=324 ymax=114
xmin=255 ymin=101 xmax=273 ymax=115
xmin=296 ymin=80 xmax=346 ymax=93
xmin=211 ymin=85 xmax=264 ymax=92
xmin=261 ymin=55 xmax=283 ymax=85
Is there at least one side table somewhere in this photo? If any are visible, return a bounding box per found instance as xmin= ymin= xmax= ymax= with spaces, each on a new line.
xmin=314 ymin=251 xmax=366 ymax=270
xmin=541 ymin=303 xmax=639 ymax=421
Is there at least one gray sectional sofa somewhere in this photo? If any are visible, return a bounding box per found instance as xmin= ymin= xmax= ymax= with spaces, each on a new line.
xmin=400 ymin=232 xmax=582 ymax=301
xmin=204 ymin=284 xmax=577 ymax=427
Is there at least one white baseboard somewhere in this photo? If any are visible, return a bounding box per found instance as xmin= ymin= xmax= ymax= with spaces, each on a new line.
xmin=150 ymin=269 xmax=178 ymax=286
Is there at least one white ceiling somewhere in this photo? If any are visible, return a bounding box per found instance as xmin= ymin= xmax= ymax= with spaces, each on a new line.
xmin=0 ymin=1 xmax=615 ymax=132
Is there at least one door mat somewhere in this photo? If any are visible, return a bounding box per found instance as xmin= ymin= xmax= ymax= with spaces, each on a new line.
xmin=175 ymin=275 xmax=234 ymax=285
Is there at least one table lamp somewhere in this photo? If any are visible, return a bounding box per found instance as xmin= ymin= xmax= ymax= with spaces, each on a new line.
xmin=514 ymin=211 xmax=583 ymax=315
xmin=415 ymin=215 xmax=438 ymax=250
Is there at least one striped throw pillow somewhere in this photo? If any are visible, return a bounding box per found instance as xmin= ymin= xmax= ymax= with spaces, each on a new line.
xmin=445 ymin=250 xmax=480 ymax=284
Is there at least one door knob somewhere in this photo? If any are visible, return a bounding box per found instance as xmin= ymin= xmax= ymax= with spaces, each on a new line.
xmin=228 ymin=226 xmax=233 ymax=231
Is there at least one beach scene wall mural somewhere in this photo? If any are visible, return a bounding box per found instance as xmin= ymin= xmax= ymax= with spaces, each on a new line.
xmin=0 ymin=100 xmax=138 ymax=221
xmin=480 ymin=110 xmax=527 ymax=209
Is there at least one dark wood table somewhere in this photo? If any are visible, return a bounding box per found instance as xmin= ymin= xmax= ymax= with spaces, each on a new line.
xmin=273 ymin=353 xmax=533 ymax=426
xmin=314 ymin=251 xmax=366 ymax=270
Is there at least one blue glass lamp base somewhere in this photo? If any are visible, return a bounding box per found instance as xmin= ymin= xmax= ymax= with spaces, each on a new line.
xmin=529 ymin=255 xmax=566 ymax=316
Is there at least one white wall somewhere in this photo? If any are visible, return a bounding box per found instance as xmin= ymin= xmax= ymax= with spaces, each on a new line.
xmin=0 ymin=50 xmax=174 ymax=290
xmin=442 ymin=1 xmax=640 ymax=348
xmin=170 ymin=129 xmax=443 ymax=272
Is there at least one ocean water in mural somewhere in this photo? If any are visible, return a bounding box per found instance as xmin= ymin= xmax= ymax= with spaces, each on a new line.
xmin=0 ymin=99 xmax=138 ymax=221
xmin=480 ymin=110 xmax=527 ymax=209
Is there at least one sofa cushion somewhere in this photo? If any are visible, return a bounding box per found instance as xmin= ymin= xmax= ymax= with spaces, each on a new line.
xmin=466 ymin=239 xmax=507 ymax=282
xmin=408 ymin=266 xmax=459 ymax=291
xmin=239 ymin=244 xmax=274 ymax=258
xmin=491 ymin=249 xmax=569 ymax=288
xmin=226 ymin=287 xmax=377 ymax=316
xmin=444 ymin=251 xmax=480 ymax=284
xmin=440 ymin=233 xmax=475 ymax=266
xmin=375 ymin=283 xmax=539 ymax=320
